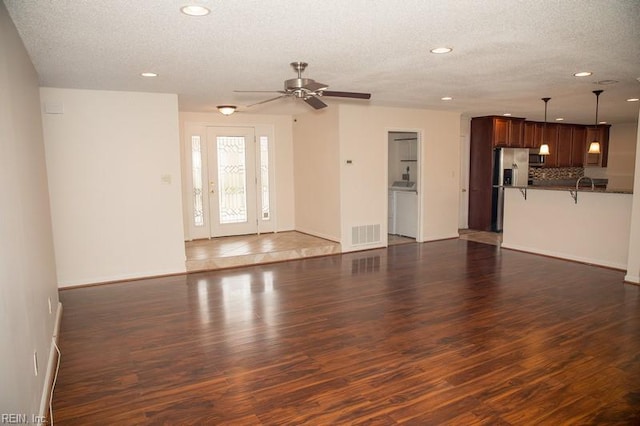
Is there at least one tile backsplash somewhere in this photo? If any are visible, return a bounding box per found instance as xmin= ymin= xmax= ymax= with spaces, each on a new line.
xmin=529 ymin=167 xmax=584 ymax=181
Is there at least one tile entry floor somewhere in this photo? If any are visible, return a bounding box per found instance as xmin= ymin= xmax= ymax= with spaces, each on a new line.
xmin=185 ymin=230 xmax=500 ymax=273
xmin=185 ymin=231 xmax=341 ymax=272
xmin=458 ymin=229 xmax=503 ymax=246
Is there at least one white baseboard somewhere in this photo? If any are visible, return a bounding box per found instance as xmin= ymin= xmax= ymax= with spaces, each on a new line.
xmin=58 ymin=266 xmax=187 ymax=288
xmin=624 ymin=274 xmax=640 ymax=284
xmin=501 ymin=243 xmax=627 ymax=270
xmin=294 ymin=227 xmax=341 ymax=244
xmin=39 ymin=302 xmax=63 ymax=421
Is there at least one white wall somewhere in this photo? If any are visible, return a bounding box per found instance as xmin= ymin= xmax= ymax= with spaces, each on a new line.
xmin=607 ymin=122 xmax=637 ymax=191
xmin=40 ymin=88 xmax=186 ymax=287
xmin=0 ymin=1 xmax=60 ymax=416
xmin=502 ymin=188 xmax=633 ymax=269
xmin=625 ymin=110 xmax=640 ymax=283
xmin=338 ymin=105 xmax=461 ymax=251
xmin=179 ymin=111 xmax=295 ymax=236
xmin=292 ymin=108 xmax=342 ymax=242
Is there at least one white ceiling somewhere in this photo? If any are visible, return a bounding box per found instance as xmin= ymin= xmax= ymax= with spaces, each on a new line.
xmin=4 ymin=0 xmax=640 ymax=124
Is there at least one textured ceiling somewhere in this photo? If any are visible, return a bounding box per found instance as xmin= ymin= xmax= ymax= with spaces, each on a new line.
xmin=4 ymin=0 xmax=640 ymax=124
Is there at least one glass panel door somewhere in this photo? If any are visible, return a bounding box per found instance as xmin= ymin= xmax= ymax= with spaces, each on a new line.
xmin=206 ymin=127 xmax=257 ymax=237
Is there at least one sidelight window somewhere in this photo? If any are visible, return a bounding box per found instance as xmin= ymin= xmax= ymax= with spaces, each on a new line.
xmin=191 ymin=136 xmax=204 ymax=227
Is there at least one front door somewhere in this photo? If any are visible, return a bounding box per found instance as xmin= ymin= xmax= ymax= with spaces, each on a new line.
xmin=206 ymin=127 xmax=258 ymax=237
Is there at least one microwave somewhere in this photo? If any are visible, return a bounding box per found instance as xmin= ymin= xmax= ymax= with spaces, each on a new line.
xmin=529 ymin=150 xmax=545 ymax=167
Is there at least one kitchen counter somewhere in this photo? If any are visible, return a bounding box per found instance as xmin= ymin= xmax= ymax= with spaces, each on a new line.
xmin=497 ymin=184 xmax=632 ymax=195
xmin=501 ymin=186 xmax=633 ymax=269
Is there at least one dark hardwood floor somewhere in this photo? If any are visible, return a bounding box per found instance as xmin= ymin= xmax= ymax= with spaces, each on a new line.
xmin=54 ymin=240 xmax=640 ymax=425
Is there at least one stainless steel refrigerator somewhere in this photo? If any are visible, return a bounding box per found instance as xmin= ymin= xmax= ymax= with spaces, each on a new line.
xmin=491 ymin=148 xmax=529 ymax=232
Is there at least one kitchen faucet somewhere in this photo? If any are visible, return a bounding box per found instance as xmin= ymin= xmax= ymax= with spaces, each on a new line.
xmin=576 ymin=176 xmax=594 ymax=191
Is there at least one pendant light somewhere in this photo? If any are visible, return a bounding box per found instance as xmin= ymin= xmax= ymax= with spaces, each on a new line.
xmin=588 ymin=90 xmax=603 ymax=154
xmin=539 ymin=97 xmax=551 ymax=156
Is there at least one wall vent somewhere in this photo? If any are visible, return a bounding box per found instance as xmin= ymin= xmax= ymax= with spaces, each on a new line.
xmin=351 ymin=224 xmax=381 ymax=246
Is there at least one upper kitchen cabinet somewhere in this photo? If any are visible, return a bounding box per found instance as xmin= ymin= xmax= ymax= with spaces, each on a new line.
xmin=585 ymin=125 xmax=611 ymax=167
xmin=523 ymin=121 xmax=544 ymax=149
xmin=492 ymin=116 xmax=525 ymax=147
xmin=541 ymin=123 xmax=590 ymax=168
xmin=556 ymin=124 xmax=573 ymax=167
xmin=542 ymin=124 xmax=560 ymax=167
xmin=571 ymin=126 xmax=586 ymax=167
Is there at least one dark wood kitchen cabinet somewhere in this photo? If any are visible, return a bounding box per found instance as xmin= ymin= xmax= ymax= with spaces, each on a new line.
xmin=556 ymin=124 xmax=573 ymax=167
xmin=523 ymin=121 xmax=544 ymax=149
xmin=468 ymin=117 xmax=496 ymax=231
xmin=542 ymin=124 xmax=560 ymax=167
xmin=571 ymin=126 xmax=586 ymax=167
xmin=493 ymin=117 xmax=525 ymax=147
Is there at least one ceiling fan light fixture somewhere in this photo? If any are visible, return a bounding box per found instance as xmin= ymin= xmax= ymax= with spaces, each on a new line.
xmin=217 ymin=105 xmax=236 ymax=115
xmin=180 ymin=5 xmax=210 ymax=16
xmin=430 ymin=47 xmax=452 ymax=54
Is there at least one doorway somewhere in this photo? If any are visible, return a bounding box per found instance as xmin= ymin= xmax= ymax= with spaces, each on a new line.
xmin=206 ymin=127 xmax=258 ymax=237
xmin=184 ymin=125 xmax=274 ymax=240
xmin=388 ymin=131 xmax=420 ymax=243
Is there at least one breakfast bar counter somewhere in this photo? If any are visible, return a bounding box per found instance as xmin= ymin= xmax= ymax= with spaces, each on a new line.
xmin=501 ymin=185 xmax=633 ymax=269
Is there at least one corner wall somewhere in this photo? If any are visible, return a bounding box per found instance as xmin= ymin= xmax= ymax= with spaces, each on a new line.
xmin=40 ymin=88 xmax=186 ymax=287
xmin=338 ymin=105 xmax=461 ymax=251
xmin=0 ymin=1 xmax=60 ymax=416
xmin=625 ymin=110 xmax=640 ymax=283
xmin=607 ymin=122 xmax=638 ymax=191
xmin=292 ymin=108 xmax=342 ymax=241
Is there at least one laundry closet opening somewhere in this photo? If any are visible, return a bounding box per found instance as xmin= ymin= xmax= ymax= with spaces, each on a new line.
xmin=388 ymin=131 xmax=420 ymax=244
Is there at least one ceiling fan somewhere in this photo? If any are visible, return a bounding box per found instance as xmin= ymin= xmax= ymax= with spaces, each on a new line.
xmin=234 ymin=62 xmax=371 ymax=110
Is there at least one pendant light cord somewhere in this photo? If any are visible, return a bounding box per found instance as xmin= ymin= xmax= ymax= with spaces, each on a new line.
xmin=593 ymin=90 xmax=603 ymax=126
xmin=542 ymin=97 xmax=551 ymax=129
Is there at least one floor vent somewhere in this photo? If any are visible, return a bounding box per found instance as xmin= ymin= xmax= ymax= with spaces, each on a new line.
xmin=352 ymin=224 xmax=381 ymax=246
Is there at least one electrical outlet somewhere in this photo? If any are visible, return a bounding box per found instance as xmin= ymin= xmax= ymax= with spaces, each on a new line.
xmin=48 ymin=297 xmax=52 ymax=314
xmin=33 ymin=351 xmax=38 ymax=376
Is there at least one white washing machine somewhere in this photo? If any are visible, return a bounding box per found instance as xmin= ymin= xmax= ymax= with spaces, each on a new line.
xmin=389 ymin=181 xmax=417 ymax=238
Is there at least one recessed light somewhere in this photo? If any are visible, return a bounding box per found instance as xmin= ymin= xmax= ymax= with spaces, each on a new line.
xmin=180 ymin=5 xmax=211 ymax=16
xmin=595 ymin=79 xmax=618 ymax=85
xmin=430 ymin=47 xmax=453 ymax=54
xmin=441 ymin=96 xmax=453 ymax=101
xmin=627 ymin=98 xmax=639 ymax=102
xmin=140 ymin=72 xmax=158 ymax=77
xmin=555 ymin=118 xmax=564 ymax=121
xmin=574 ymin=71 xmax=592 ymax=77
xmin=503 ymin=113 xmax=512 ymax=116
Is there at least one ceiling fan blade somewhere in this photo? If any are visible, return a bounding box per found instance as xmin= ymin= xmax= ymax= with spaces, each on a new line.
xmin=322 ymin=90 xmax=371 ymax=100
xmin=303 ymin=81 xmax=329 ymax=92
xmin=247 ymin=94 xmax=288 ymax=108
xmin=304 ymin=96 xmax=327 ymax=110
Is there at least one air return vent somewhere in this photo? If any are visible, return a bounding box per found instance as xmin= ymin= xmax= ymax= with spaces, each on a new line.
xmin=351 ymin=224 xmax=381 ymax=246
